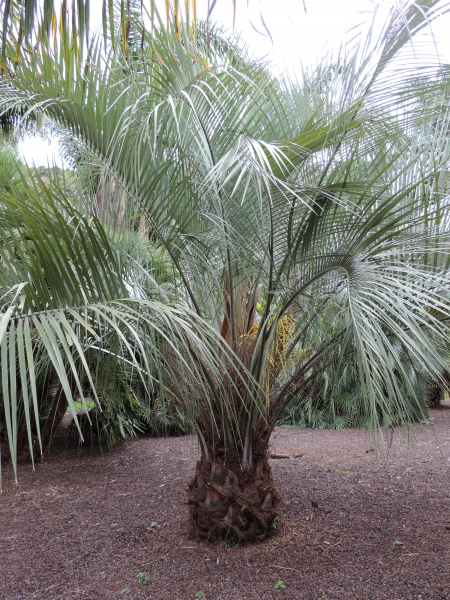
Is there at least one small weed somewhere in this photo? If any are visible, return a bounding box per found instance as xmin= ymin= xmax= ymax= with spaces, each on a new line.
xmin=271 ymin=515 xmax=280 ymax=529
xmin=195 ymin=591 xmax=205 ymax=598
xmin=274 ymin=580 xmax=286 ymax=589
xmin=137 ymin=572 xmax=149 ymax=586
xmin=150 ymin=521 xmax=158 ymax=528
xmin=181 ymin=457 xmax=188 ymax=461
xmin=393 ymin=540 xmax=403 ymax=546
xmin=110 ymin=523 xmax=118 ymax=529
xmin=120 ymin=588 xmax=130 ymax=594
xmin=405 ymin=467 xmax=413 ymax=473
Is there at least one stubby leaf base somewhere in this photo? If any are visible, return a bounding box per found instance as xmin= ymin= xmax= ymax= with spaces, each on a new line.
xmin=188 ymin=452 xmax=280 ymax=543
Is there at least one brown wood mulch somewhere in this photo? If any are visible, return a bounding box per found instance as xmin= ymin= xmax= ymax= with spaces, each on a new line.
xmin=1 ymin=405 xmax=450 ymax=600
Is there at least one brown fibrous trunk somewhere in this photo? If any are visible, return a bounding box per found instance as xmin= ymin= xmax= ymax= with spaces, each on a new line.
xmin=188 ymin=449 xmax=280 ymax=543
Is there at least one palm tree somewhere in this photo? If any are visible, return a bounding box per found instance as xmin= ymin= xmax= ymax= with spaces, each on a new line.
xmin=0 ymin=157 xmax=236 ymax=478
xmin=2 ymin=1 xmax=450 ymax=542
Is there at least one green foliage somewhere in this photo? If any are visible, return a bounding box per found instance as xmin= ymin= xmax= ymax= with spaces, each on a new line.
xmin=278 ymin=329 xmax=447 ymax=429
xmin=0 ymin=148 xmax=24 ymax=192
xmin=137 ymin=572 xmax=149 ymax=585
xmin=66 ymin=350 xmax=194 ymax=446
xmin=270 ymin=515 xmax=280 ymax=529
xmin=0 ymin=159 xmax=233 ymax=479
xmin=277 ymin=357 xmax=432 ymax=430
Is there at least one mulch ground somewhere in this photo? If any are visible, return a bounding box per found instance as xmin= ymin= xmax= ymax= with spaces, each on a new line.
xmin=1 ymin=406 xmax=450 ymax=600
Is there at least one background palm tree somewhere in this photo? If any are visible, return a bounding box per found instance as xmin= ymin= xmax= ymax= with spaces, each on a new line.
xmin=0 ymin=0 xmax=278 ymax=76
xmin=2 ymin=1 xmax=450 ymax=542
xmin=0 ymin=156 xmax=236 ymax=480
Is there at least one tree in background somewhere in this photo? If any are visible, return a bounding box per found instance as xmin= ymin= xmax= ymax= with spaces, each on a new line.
xmin=1 ymin=0 xmax=291 ymax=73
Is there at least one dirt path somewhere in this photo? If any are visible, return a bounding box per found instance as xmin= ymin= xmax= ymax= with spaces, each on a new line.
xmin=1 ymin=407 xmax=450 ymax=600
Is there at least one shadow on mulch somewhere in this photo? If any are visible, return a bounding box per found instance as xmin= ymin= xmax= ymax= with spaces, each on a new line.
xmin=1 ymin=407 xmax=450 ymax=600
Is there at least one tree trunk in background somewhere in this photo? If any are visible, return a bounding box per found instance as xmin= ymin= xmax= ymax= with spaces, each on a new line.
xmin=94 ymin=173 xmax=126 ymax=229
xmin=188 ymin=443 xmax=280 ymax=542
xmin=138 ymin=214 xmax=148 ymax=238
xmin=38 ymin=386 xmax=69 ymax=454
xmin=428 ymin=383 xmax=445 ymax=408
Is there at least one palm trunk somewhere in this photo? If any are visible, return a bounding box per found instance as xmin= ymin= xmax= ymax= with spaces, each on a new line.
xmin=188 ymin=440 xmax=280 ymax=542
xmin=38 ymin=387 xmax=68 ymax=452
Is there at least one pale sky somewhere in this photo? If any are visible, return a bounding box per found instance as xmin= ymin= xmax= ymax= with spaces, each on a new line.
xmin=19 ymin=0 xmax=450 ymax=167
